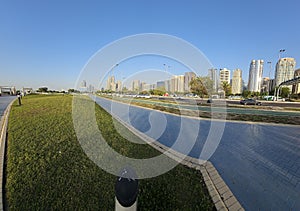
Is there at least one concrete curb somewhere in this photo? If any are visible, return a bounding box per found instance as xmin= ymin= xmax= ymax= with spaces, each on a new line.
xmin=0 ymin=99 xmax=16 ymax=211
xmin=110 ymin=113 xmax=244 ymax=211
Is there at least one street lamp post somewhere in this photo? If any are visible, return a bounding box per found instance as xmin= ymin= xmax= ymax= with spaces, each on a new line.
xmin=163 ymin=63 xmax=171 ymax=72
xmin=279 ymin=49 xmax=285 ymax=60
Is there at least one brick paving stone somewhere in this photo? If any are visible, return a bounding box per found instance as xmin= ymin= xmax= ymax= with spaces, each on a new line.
xmin=221 ymin=190 xmax=234 ymax=200
xmin=224 ymin=196 xmax=238 ymax=208
xmin=215 ymin=180 xmax=227 ymax=190
xmin=228 ymin=201 xmax=243 ymax=211
xmin=212 ymin=194 xmax=221 ymax=204
xmin=218 ymin=185 xmax=230 ymax=196
xmin=214 ymin=201 xmax=227 ymax=210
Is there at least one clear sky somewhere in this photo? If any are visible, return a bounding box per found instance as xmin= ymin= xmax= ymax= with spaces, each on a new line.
xmin=1 ymin=0 xmax=299 ymax=90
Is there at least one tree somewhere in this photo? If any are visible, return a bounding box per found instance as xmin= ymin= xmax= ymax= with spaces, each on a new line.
xmin=37 ymin=87 xmax=48 ymax=92
xmin=68 ymin=89 xmax=80 ymax=93
xmin=150 ymin=89 xmax=165 ymax=96
xmin=221 ymin=81 xmax=232 ymax=97
xmin=189 ymin=77 xmax=213 ymax=98
xmin=242 ymin=90 xmax=251 ymax=98
xmin=280 ymin=87 xmax=290 ymax=98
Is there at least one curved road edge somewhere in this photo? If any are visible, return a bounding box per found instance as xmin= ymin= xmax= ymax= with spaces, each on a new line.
xmin=109 ymin=109 xmax=244 ymax=211
xmin=0 ymin=99 xmax=16 ymax=211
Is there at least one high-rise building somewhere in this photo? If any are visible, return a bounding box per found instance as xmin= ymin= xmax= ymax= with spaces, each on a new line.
xmin=106 ymin=76 xmax=116 ymax=91
xmin=116 ymin=80 xmax=122 ymax=92
xmin=219 ymin=68 xmax=230 ymax=87
xmin=170 ymin=75 xmax=185 ymax=93
xmin=177 ymin=75 xmax=185 ymax=93
xmin=269 ymin=79 xmax=276 ymax=93
xmin=81 ymin=80 xmax=87 ymax=88
xmin=261 ymin=77 xmax=270 ymax=93
xmin=165 ymin=80 xmax=171 ymax=92
xmin=184 ymin=72 xmax=196 ymax=92
xmin=292 ymin=68 xmax=300 ymax=94
xmin=275 ymin=58 xmax=296 ymax=90
xmin=208 ymin=68 xmax=218 ymax=93
xmin=132 ymin=80 xmax=140 ymax=92
xmin=231 ymin=69 xmax=242 ymax=94
xmin=156 ymin=81 xmax=165 ymax=89
xmin=248 ymin=60 xmax=264 ymax=92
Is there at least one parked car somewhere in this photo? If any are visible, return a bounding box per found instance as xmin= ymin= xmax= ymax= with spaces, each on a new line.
xmin=240 ymin=98 xmax=262 ymax=105
xmin=207 ymin=99 xmax=213 ymax=103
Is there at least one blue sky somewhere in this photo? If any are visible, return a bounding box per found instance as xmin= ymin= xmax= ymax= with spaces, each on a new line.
xmin=0 ymin=0 xmax=299 ymax=90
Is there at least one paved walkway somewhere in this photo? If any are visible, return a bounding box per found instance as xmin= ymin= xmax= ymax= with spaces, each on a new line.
xmin=0 ymin=96 xmax=15 ymax=211
xmin=95 ymin=96 xmax=300 ymax=210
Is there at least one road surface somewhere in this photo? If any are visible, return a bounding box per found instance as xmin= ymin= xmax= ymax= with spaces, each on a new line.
xmin=94 ymin=96 xmax=300 ymax=210
xmin=113 ymin=97 xmax=300 ymax=117
xmin=0 ymin=96 xmax=15 ymax=116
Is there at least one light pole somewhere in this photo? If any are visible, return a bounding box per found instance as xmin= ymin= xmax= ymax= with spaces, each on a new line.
xmin=163 ymin=63 xmax=171 ymax=72
xmin=279 ymin=49 xmax=285 ymax=60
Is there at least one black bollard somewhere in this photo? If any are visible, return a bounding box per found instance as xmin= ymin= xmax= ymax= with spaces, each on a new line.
xmin=115 ymin=168 xmax=138 ymax=211
xmin=17 ymin=94 xmax=21 ymax=106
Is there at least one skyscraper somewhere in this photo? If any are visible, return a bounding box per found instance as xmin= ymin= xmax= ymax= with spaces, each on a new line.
xmin=106 ymin=76 xmax=116 ymax=91
xmin=132 ymin=80 xmax=140 ymax=92
xmin=248 ymin=60 xmax=264 ymax=92
xmin=81 ymin=80 xmax=87 ymax=88
xmin=231 ymin=69 xmax=242 ymax=94
xmin=208 ymin=68 xmax=218 ymax=93
xmin=184 ymin=72 xmax=196 ymax=92
xmin=116 ymin=80 xmax=122 ymax=92
xmin=275 ymin=58 xmax=296 ymax=89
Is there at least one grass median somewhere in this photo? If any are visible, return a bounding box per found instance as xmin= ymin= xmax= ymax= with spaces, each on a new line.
xmin=5 ymin=94 xmax=214 ymax=210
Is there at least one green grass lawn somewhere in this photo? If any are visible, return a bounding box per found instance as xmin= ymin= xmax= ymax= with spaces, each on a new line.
xmin=6 ymin=94 xmax=214 ymax=210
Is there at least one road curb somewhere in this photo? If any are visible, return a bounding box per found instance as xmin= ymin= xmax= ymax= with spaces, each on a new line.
xmin=110 ymin=112 xmax=244 ymax=211
xmin=0 ymin=99 xmax=16 ymax=211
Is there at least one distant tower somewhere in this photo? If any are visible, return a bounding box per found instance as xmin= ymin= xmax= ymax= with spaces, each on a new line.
xmin=132 ymin=80 xmax=140 ymax=92
xmin=81 ymin=80 xmax=87 ymax=88
xmin=184 ymin=72 xmax=196 ymax=92
xmin=106 ymin=76 xmax=116 ymax=91
xmin=275 ymin=58 xmax=296 ymax=90
xmin=248 ymin=60 xmax=264 ymax=92
xmin=231 ymin=69 xmax=242 ymax=94
xmin=208 ymin=68 xmax=218 ymax=93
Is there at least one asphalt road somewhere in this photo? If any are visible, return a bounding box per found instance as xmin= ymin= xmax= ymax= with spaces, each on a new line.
xmin=151 ymin=96 xmax=300 ymax=108
xmin=0 ymin=96 xmax=15 ymax=116
xmin=115 ymin=97 xmax=300 ymax=117
xmin=227 ymin=99 xmax=300 ymax=108
xmin=95 ymin=96 xmax=300 ymax=210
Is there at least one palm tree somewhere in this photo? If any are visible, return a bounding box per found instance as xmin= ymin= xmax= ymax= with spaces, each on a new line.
xmin=221 ymin=81 xmax=231 ymax=97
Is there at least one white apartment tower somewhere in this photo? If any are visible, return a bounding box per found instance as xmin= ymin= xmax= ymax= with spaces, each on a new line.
xmin=170 ymin=75 xmax=185 ymax=93
xmin=106 ymin=76 xmax=116 ymax=91
xmin=248 ymin=60 xmax=264 ymax=92
xmin=208 ymin=68 xmax=219 ymax=93
xmin=231 ymin=69 xmax=242 ymax=94
xmin=219 ymin=68 xmax=231 ymax=86
xmin=184 ymin=72 xmax=196 ymax=92
xmin=275 ymin=58 xmax=296 ymax=90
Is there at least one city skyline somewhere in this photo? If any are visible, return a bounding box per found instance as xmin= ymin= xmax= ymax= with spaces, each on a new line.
xmin=1 ymin=0 xmax=300 ymax=90
xmin=100 ymin=56 xmax=298 ymax=95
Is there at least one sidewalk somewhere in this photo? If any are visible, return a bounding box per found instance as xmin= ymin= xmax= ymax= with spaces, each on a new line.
xmin=0 ymin=100 xmax=15 ymax=211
